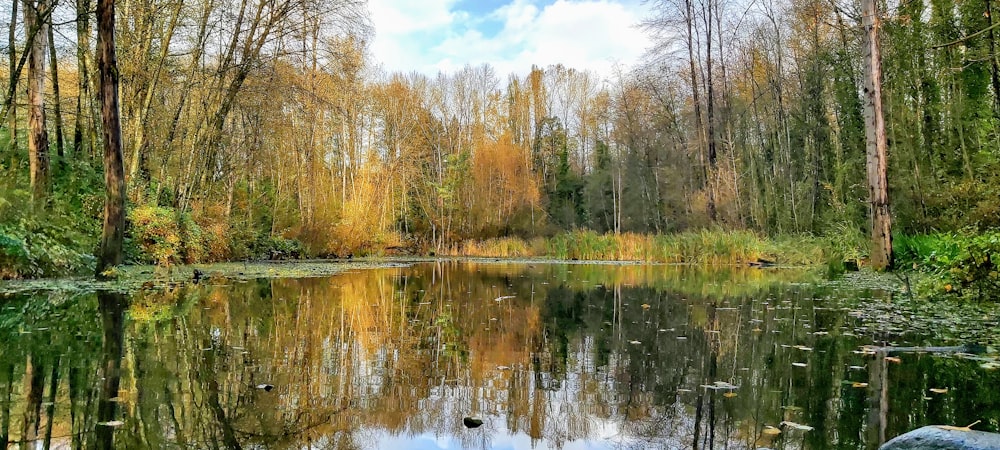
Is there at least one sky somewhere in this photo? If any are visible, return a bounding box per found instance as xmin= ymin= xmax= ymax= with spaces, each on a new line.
xmin=367 ymin=0 xmax=653 ymax=77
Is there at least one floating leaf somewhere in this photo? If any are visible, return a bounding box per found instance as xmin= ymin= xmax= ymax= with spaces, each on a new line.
xmin=641 ymin=303 xmax=651 ymax=309
xmin=629 ymin=340 xmax=642 ymax=345
xmin=98 ymin=421 xmax=125 ymax=427
xmin=885 ymin=356 xmax=902 ymax=364
xmin=929 ymin=388 xmax=949 ymax=394
xmin=723 ymin=392 xmax=738 ymax=398
xmin=792 ymin=362 xmax=808 ymax=367
xmin=762 ymin=426 xmax=781 ymax=436
xmin=780 ymin=421 xmax=815 ymax=431
xmin=852 ymin=382 xmax=869 ymax=388
xmin=937 ymin=420 xmax=980 ymax=432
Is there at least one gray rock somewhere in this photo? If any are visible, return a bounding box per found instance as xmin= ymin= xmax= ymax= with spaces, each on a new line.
xmin=880 ymin=426 xmax=1000 ymax=450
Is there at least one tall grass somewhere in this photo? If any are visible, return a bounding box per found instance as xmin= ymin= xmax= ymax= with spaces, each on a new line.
xmin=447 ymin=229 xmax=847 ymax=266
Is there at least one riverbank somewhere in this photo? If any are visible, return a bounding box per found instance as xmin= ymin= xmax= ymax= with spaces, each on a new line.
xmin=1 ymin=226 xmax=864 ymax=280
xmin=0 ymin=260 xmax=407 ymax=295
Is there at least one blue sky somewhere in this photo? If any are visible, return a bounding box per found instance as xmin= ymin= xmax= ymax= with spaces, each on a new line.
xmin=367 ymin=0 xmax=652 ymax=77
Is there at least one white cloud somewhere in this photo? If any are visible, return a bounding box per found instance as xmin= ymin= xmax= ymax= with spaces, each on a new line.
xmin=368 ymin=0 xmax=651 ymax=78
xmin=367 ymin=0 xmax=460 ymax=74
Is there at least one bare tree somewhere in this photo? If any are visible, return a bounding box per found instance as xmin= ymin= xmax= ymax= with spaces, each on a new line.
xmin=861 ymin=0 xmax=892 ymax=270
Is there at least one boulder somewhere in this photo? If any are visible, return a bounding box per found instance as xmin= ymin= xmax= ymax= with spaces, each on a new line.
xmin=880 ymin=426 xmax=1000 ymax=450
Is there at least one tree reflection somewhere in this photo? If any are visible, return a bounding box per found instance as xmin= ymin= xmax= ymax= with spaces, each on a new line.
xmin=1 ymin=263 xmax=999 ymax=449
xmin=93 ymin=291 xmax=126 ymax=450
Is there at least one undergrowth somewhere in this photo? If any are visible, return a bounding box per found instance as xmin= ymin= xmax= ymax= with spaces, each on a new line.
xmin=895 ymin=231 xmax=1000 ymax=301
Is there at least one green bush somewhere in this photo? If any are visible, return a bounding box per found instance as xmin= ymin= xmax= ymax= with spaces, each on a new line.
xmin=897 ymin=231 xmax=1000 ymax=300
xmin=0 ymin=186 xmax=96 ymax=278
xmin=128 ymin=205 xmax=183 ymax=265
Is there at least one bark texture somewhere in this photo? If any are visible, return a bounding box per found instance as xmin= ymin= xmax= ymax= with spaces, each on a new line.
xmin=24 ymin=0 xmax=50 ymax=198
xmin=96 ymin=0 xmax=127 ymax=277
xmin=861 ymin=0 xmax=893 ymax=271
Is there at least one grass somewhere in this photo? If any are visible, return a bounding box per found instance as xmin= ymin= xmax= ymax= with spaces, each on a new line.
xmin=443 ymin=229 xmax=865 ymax=266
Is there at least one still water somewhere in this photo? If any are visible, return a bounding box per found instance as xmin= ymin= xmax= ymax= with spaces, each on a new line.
xmin=1 ymin=261 xmax=998 ymax=449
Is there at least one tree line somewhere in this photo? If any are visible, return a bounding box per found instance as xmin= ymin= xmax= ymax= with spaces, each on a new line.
xmin=1 ymin=0 xmax=999 ymax=270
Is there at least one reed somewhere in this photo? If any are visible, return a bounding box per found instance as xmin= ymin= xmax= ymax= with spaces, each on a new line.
xmin=448 ymin=229 xmax=841 ymax=266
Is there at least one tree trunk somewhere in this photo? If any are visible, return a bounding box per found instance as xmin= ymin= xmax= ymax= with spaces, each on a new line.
xmin=986 ymin=0 xmax=1000 ymax=116
xmin=24 ymin=0 xmax=50 ymax=199
xmin=6 ymin=0 xmax=16 ymax=164
xmin=48 ymin=24 xmax=65 ymax=167
xmin=74 ymin=0 xmax=93 ymax=157
xmin=861 ymin=0 xmax=893 ymax=271
xmin=684 ymin=0 xmax=707 ymax=207
xmin=96 ymin=0 xmax=127 ymax=277
xmin=703 ymin=0 xmax=718 ymax=222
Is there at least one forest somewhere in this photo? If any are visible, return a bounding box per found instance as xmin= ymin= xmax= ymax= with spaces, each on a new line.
xmin=1 ymin=0 xmax=999 ymax=292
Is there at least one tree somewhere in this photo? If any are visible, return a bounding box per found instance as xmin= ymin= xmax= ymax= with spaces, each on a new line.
xmin=861 ymin=0 xmax=893 ymax=270
xmin=23 ymin=0 xmax=50 ymax=199
xmin=95 ymin=0 xmax=126 ymax=277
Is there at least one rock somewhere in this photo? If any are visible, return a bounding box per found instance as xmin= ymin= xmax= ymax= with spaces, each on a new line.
xmin=880 ymin=426 xmax=1000 ymax=450
xmin=463 ymin=417 xmax=484 ymax=428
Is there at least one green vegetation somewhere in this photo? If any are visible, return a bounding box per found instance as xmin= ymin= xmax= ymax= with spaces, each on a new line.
xmin=0 ymin=162 xmax=101 ymax=279
xmin=896 ymin=231 xmax=1000 ymax=301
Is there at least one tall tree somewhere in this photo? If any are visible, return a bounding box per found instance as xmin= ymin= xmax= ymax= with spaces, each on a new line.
xmin=861 ymin=0 xmax=893 ymax=270
xmin=95 ymin=0 xmax=126 ymax=277
xmin=23 ymin=0 xmax=50 ymax=198
xmin=47 ymin=24 xmax=65 ymax=166
xmin=6 ymin=0 xmax=16 ymax=162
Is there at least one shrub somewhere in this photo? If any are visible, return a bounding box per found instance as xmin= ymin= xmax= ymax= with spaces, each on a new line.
xmin=895 ymin=231 xmax=1000 ymax=300
xmin=0 ymin=186 xmax=96 ymax=278
xmin=128 ymin=205 xmax=183 ymax=265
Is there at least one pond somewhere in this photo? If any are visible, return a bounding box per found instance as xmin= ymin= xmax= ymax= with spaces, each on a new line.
xmin=1 ymin=261 xmax=999 ymax=449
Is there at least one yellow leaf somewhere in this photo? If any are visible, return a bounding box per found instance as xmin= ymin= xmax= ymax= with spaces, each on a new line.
xmin=762 ymin=426 xmax=781 ymax=436
xmin=885 ymin=356 xmax=902 ymax=364
xmin=937 ymin=420 xmax=981 ymax=432
xmin=852 ymin=382 xmax=869 ymax=388
xmin=723 ymin=392 xmax=737 ymax=398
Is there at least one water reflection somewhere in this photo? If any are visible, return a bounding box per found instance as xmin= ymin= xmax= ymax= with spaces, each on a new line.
xmin=1 ymin=262 xmax=998 ymax=449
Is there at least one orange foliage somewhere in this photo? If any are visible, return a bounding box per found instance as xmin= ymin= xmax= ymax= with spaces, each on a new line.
xmin=468 ymin=132 xmax=540 ymax=236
